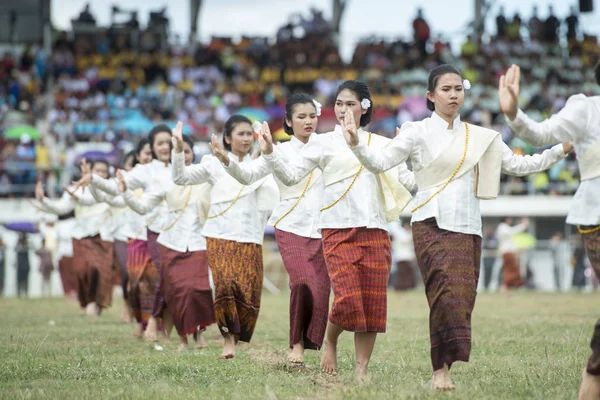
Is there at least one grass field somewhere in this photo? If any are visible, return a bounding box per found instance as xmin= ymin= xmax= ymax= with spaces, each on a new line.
xmin=0 ymin=291 xmax=597 ymax=399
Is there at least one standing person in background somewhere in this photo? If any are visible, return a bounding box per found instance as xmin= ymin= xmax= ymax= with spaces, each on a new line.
xmin=496 ymin=217 xmax=529 ymax=295
xmin=481 ymin=225 xmax=499 ymax=291
xmin=36 ymin=238 xmax=54 ymax=296
xmin=389 ymin=220 xmax=417 ymax=291
xmin=16 ymin=233 xmax=30 ymax=297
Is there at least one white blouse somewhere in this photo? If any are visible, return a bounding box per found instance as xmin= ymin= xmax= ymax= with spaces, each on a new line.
xmin=262 ymin=126 xmax=416 ymax=233
xmin=171 ymin=150 xmax=270 ymax=246
xmin=41 ymin=187 xmax=112 ymax=241
xmin=224 ymin=135 xmax=322 ymax=239
xmin=91 ymin=159 xmax=173 ymax=233
xmin=88 ymin=187 xmax=147 ymax=241
xmin=507 ymin=94 xmax=600 ymax=226
xmin=121 ymin=187 xmax=206 ymax=252
xmin=349 ymin=112 xmax=568 ymax=236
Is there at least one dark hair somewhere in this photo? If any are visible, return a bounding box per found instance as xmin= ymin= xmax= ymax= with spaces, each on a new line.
xmin=147 ymin=124 xmax=172 ymax=158
xmin=91 ymin=159 xmax=110 ymax=174
xmin=58 ymin=210 xmax=75 ymax=221
xmin=282 ymin=93 xmax=316 ymax=136
xmin=427 ymin=64 xmax=463 ymax=111
xmin=136 ymin=138 xmax=150 ymax=157
xmin=223 ymin=115 xmax=252 ymax=152
xmin=595 ymin=60 xmax=600 ymax=86
xmin=124 ymin=150 xmax=137 ymax=168
xmin=335 ymin=80 xmax=372 ymax=127
xmin=182 ymin=134 xmax=195 ymax=163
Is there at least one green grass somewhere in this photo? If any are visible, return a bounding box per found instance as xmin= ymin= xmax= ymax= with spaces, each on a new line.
xmin=0 ymin=291 xmax=597 ymax=399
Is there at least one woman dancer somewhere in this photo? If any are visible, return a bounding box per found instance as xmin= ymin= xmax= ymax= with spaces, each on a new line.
xmin=171 ymin=115 xmax=278 ymax=359
xmin=342 ymin=64 xmax=572 ymax=389
xmin=115 ymin=131 xmax=215 ymax=350
xmin=257 ymin=80 xmax=414 ymax=381
xmin=87 ymin=139 xmax=158 ymax=338
xmin=77 ymin=125 xmax=173 ymax=340
xmin=213 ymin=94 xmax=330 ymax=364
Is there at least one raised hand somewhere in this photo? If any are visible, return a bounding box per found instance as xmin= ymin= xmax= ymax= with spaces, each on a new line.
xmin=116 ymin=169 xmax=127 ymax=193
xmin=342 ymin=110 xmax=359 ymax=147
xmin=72 ymin=158 xmax=92 ymax=191
xmin=562 ymin=141 xmax=574 ymax=154
xmin=63 ymin=186 xmax=79 ymax=200
xmin=35 ymin=179 xmax=45 ymax=201
xmin=171 ymin=121 xmax=184 ymax=153
xmin=498 ymin=64 xmax=521 ymax=121
xmin=209 ymin=134 xmax=230 ymax=166
xmin=258 ymin=121 xmax=274 ymax=155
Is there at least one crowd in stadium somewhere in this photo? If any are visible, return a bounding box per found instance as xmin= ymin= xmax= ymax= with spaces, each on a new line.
xmin=0 ymin=4 xmax=598 ymax=198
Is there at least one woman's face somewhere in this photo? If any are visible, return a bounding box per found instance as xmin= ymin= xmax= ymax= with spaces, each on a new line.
xmin=152 ymin=132 xmax=172 ymax=163
xmin=183 ymin=142 xmax=194 ymax=166
xmin=426 ymin=73 xmax=464 ymax=118
xmin=225 ymin=122 xmax=254 ymax=155
xmin=92 ymin=163 xmax=109 ymax=179
xmin=286 ymin=102 xmax=318 ymax=141
xmin=123 ymin=155 xmax=135 ymax=172
xmin=137 ymin=143 xmax=152 ymax=165
xmin=334 ymin=89 xmax=367 ymax=128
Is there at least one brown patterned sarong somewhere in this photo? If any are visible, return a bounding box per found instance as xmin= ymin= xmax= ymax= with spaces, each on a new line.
xmin=412 ymin=218 xmax=482 ymax=371
xmin=394 ymin=261 xmax=417 ymax=291
xmin=502 ymin=252 xmax=523 ymax=288
xmin=146 ymin=229 xmax=165 ymax=318
xmin=159 ymin=245 xmax=215 ymax=335
xmin=127 ymin=239 xmax=159 ymax=329
xmin=582 ymin=226 xmax=600 ymax=375
xmin=75 ymin=235 xmax=115 ymax=309
xmin=114 ymin=240 xmax=129 ymax=300
xmin=275 ymin=229 xmax=330 ymax=350
xmin=321 ymin=227 xmax=391 ymax=333
xmin=58 ymin=255 xmax=76 ymax=295
xmin=206 ymin=238 xmax=263 ymax=343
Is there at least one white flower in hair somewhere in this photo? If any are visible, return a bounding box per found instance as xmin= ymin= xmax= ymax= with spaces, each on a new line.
xmin=252 ymin=120 xmax=262 ymax=133
xmin=360 ymin=98 xmax=371 ymax=110
xmin=312 ymin=99 xmax=322 ymax=116
xmin=462 ymin=79 xmax=471 ymax=90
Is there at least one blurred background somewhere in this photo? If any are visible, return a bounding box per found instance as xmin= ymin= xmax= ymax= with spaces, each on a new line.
xmin=0 ymin=0 xmax=598 ymax=298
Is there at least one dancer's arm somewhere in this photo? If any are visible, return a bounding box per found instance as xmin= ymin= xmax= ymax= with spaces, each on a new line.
xmin=38 ymin=190 xmax=74 ymax=215
xmin=171 ymin=150 xmax=213 ymax=185
xmin=121 ymin=190 xmax=163 ymax=215
xmin=500 ymin=142 xmax=570 ymax=176
xmin=89 ymin=185 xmax=126 ymax=207
xmin=397 ymin=162 xmax=416 ymax=191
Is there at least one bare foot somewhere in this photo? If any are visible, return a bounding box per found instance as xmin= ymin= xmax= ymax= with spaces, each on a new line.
xmin=320 ymin=339 xmax=338 ymax=375
xmin=219 ymin=335 xmax=236 ymax=360
xmin=579 ymin=368 xmax=600 ymax=400
xmin=431 ymin=365 xmax=455 ymax=391
xmin=194 ymin=331 xmax=208 ymax=349
xmin=85 ymin=302 xmax=99 ymax=318
xmin=144 ymin=317 xmax=158 ymax=342
xmin=354 ymin=368 xmax=371 ymax=385
xmin=500 ymin=284 xmax=510 ymax=297
xmin=133 ymin=323 xmax=143 ymax=339
xmin=161 ymin=330 xmax=171 ymax=343
xmin=177 ymin=335 xmax=189 ymax=352
xmin=121 ymin=305 xmax=133 ymax=323
xmin=288 ymin=342 xmax=304 ymax=364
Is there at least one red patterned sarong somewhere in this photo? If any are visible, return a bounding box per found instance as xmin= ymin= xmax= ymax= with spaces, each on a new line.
xmin=321 ymin=227 xmax=391 ymax=333
xmin=159 ymin=245 xmax=215 ymax=335
xmin=206 ymin=238 xmax=263 ymax=343
xmin=73 ymin=236 xmax=114 ymax=308
xmin=58 ymin=255 xmax=76 ymax=295
xmin=275 ymin=228 xmax=330 ymax=350
xmin=582 ymin=226 xmax=600 ymax=375
xmin=412 ymin=218 xmax=481 ymax=371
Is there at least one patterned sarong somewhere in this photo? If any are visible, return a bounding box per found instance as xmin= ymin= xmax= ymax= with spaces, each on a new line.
xmin=206 ymin=238 xmax=263 ymax=343
xmin=58 ymin=256 xmax=76 ymax=295
xmin=275 ymin=229 xmax=330 ymax=349
xmin=582 ymin=226 xmax=600 ymax=375
xmin=321 ymin=227 xmax=391 ymax=333
xmin=146 ymin=229 xmax=165 ymax=318
xmin=502 ymin=252 xmax=523 ymax=288
xmin=74 ymin=236 xmax=115 ymax=308
xmin=412 ymin=218 xmax=482 ymax=371
xmin=127 ymin=239 xmax=159 ymax=329
xmin=159 ymin=245 xmax=215 ymax=335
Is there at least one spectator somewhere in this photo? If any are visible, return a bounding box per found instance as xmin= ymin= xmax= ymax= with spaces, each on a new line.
xmin=528 ymin=5 xmax=543 ymax=41
xmin=496 ymin=6 xmax=507 ymax=38
xmin=16 ymin=233 xmax=30 ymax=297
xmin=412 ymin=8 xmax=430 ymax=61
xmin=565 ymin=6 xmax=579 ymax=41
xmin=36 ymin=238 xmax=54 ymax=296
xmin=542 ymin=5 xmax=560 ymax=44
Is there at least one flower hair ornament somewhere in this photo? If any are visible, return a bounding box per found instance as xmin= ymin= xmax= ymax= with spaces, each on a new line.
xmin=462 ymin=79 xmax=471 ymax=90
xmin=360 ymin=98 xmax=371 ymax=110
xmin=252 ymin=120 xmax=263 ymax=133
xmin=312 ymin=99 xmax=322 ymax=116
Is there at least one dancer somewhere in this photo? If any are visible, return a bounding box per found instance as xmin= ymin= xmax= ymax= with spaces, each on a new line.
xmin=340 ymin=65 xmax=571 ymax=389
xmin=86 ymin=139 xmax=158 ymax=339
xmin=496 ymin=217 xmax=529 ymax=294
xmin=257 ymin=80 xmax=414 ymax=382
xmin=213 ymin=94 xmax=330 ymax=363
xmin=116 ymin=130 xmax=215 ymax=350
xmin=77 ymin=125 xmax=173 ymax=340
xmin=499 ymin=62 xmax=600 ymax=400
xmin=171 ymin=115 xmax=278 ymax=359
